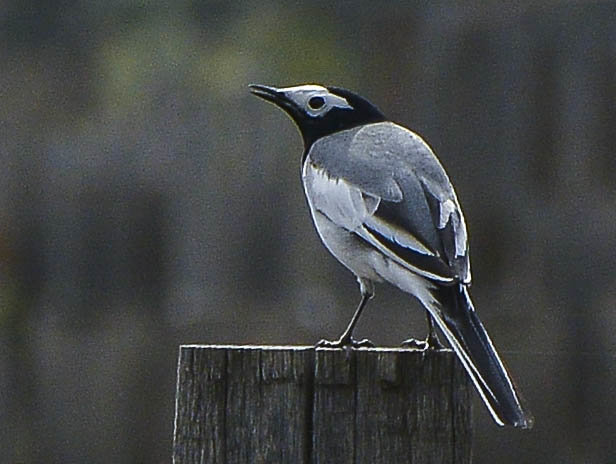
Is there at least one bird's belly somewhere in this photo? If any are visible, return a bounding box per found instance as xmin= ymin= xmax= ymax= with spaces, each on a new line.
xmin=310 ymin=209 xmax=384 ymax=283
xmin=310 ymin=208 xmax=436 ymax=305
xmin=301 ymin=158 xmax=434 ymax=301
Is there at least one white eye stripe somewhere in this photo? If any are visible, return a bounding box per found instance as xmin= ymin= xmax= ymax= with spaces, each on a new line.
xmin=323 ymin=94 xmax=353 ymax=111
xmin=281 ymin=85 xmax=353 ymax=117
xmin=302 ymin=93 xmax=352 ymax=117
xmin=281 ymin=84 xmax=327 ymax=92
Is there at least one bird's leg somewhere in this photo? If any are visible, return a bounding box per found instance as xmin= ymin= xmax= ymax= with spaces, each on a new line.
xmin=401 ymin=312 xmax=446 ymax=350
xmin=424 ymin=312 xmax=446 ymax=350
xmin=317 ymin=290 xmax=374 ymax=348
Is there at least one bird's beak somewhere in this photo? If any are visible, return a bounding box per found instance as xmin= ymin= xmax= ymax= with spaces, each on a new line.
xmin=249 ymin=84 xmax=291 ymax=109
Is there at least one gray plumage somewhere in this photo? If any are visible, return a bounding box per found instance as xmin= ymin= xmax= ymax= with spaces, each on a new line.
xmin=306 ymin=121 xmax=470 ymax=284
xmin=249 ymin=83 xmax=533 ymax=429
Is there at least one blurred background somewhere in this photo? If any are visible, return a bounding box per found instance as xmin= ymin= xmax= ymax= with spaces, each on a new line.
xmin=1 ymin=0 xmax=615 ymax=462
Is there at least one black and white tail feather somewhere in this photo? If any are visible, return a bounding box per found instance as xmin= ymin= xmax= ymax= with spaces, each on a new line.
xmin=426 ymin=284 xmax=533 ymax=428
xmin=249 ymin=83 xmax=534 ymax=428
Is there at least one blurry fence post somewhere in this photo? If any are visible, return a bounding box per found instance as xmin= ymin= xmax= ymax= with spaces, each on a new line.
xmin=173 ymin=345 xmax=472 ymax=463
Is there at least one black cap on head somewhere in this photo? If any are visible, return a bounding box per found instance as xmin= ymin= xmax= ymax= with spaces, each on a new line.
xmin=249 ymin=84 xmax=387 ymax=149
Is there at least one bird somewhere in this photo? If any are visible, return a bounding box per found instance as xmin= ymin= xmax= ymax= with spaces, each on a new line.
xmin=249 ymin=83 xmax=533 ymax=429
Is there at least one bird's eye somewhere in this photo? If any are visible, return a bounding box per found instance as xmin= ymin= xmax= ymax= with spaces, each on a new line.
xmin=308 ymin=96 xmax=325 ymax=110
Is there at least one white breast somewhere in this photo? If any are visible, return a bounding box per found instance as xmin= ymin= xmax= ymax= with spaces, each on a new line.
xmin=302 ymin=160 xmax=378 ymax=231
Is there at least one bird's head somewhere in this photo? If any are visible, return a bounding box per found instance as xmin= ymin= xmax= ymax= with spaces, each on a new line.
xmin=249 ymin=84 xmax=387 ymax=149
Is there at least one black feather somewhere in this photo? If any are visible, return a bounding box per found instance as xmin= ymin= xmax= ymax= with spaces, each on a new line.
xmin=431 ymin=284 xmax=534 ymax=428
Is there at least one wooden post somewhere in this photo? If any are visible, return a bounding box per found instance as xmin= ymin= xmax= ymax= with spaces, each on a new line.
xmin=173 ymin=345 xmax=472 ymax=464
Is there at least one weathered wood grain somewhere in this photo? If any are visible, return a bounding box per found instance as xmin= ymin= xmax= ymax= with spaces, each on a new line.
xmin=173 ymin=345 xmax=472 ymax=464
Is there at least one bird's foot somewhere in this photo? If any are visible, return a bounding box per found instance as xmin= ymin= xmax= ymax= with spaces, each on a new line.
xmin=425 ymin=332 xmax=447 ymax=351
xmin=316 ymin=336 xmax=374 ymax=349
xmin=400 ymin=336 xmax=446 ymax=351
xmin=400 ymin=338 xmax=429 ymax=351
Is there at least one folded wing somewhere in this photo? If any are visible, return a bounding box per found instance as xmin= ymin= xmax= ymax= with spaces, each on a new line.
xmin=305 ymin=121 xmax=470 ymax=284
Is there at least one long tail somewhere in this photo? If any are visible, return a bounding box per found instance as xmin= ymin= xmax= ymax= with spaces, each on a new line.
xmin=425 ymin=283 xmax=534 ymax=428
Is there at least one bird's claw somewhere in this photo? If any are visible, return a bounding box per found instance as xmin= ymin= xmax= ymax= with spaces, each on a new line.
xmin=400 ymin=337 xmax=446 ymax=351
xmin=316 ymin=337 xmax=375 ymax=349
xmin=425 ymin=333 xmax=447 ymax=351
xmin=400 ymin=338 xmax=430 ymax=351
xmin=349 ymin=337 xmax=375 ymax=348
